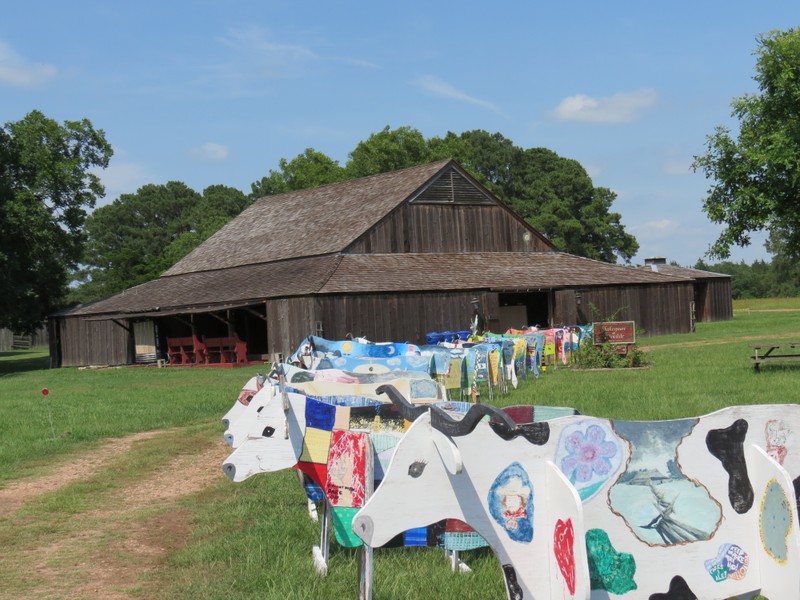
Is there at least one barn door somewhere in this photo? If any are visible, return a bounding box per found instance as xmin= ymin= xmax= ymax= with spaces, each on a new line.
xmin=133 ymin=320 xmax=157 ymax=364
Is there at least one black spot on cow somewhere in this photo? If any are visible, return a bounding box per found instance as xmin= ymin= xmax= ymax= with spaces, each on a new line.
xmin=502 ymin=564 xmax=524 ymax=600
xmin=706 ymin=419 xmax=754 ymax=513
xmin=648 ymin=575 xmax=697 ymax=600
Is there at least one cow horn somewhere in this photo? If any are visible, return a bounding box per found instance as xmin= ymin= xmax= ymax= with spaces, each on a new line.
xmin=377 ymin=384 xmax=428 ymax=421
xmin=429 ymin=402 xmax=517 ymax=437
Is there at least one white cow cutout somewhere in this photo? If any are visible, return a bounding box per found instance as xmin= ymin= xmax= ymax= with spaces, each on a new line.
xmin=353 ymin=388 xmax=800 ymax=600
xmin=221 ymin=373 xmax=266 ymax=429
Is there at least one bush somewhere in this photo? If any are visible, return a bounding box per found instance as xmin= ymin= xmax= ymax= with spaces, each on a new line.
xmin=574 ymin=341 xmax=649 ymax=369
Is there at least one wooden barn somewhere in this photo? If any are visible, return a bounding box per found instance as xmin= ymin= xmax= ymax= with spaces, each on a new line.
xmin=51 ymin=160 xmax=706 ymax=367
xmin=638 ymin=257 xmax=733 ymax=324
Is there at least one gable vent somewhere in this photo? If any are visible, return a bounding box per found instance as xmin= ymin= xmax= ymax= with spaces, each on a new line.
xmin=410 ymin=168 xmax=495 ymax=205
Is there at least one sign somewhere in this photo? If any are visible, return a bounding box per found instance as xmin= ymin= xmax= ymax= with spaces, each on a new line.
xmin=592 ymin=321 xmax=636 ymax=345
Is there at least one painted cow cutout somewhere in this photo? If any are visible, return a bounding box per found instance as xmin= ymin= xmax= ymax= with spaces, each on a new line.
xmin=221 ymin=373 xmax=266 ymax=428
xmin=354 ymin=387 xmax=800 ymax=600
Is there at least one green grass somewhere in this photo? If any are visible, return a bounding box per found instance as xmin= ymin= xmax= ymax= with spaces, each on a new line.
xmin=1 ymin=299 xmax=800 ymax=598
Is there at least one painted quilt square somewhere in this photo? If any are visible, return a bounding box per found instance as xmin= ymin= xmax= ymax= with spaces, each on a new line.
xmin=325 ymin=430 xmax=367 ymax=508
xmin=296 ymin=461 xmax=328 ymax=489
xmin=299 ymin=427 xmax=332 ymax=464
xmin=333 ymin=405 xmax=350 ymax=430
xmin=331 ymin=507 xmax=362 ymax=547
xmin=403 ymin=526 xmax=428 ymax=547
xmin=305 ymin=397 xmax=337 ymax=430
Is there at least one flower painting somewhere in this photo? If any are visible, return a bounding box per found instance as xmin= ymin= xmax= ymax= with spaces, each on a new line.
xmin=555 ymin=420 xmax=624 ymax=501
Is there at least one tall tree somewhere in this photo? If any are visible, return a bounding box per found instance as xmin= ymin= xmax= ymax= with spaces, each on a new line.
xmin=76 ymin=182 xmax=203 ymax=300
xmin=346 ymin=126 xmax=431 ymax=178
xmin=250 ymin=148 xmax=345 ymax=198
xmin=0 ymin=110 xmax=112 ymax=331
xmin=693 ymin=27 xmax=800 ymax=259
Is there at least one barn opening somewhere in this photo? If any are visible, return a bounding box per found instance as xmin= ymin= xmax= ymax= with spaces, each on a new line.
xmin=497 ymin=292 xmax=550 ymax=331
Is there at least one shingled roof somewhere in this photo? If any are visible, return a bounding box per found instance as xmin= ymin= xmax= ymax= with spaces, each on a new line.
xmin=165 ymin=159 xmax=454 ymax=276
xmin=72 ymin=252 xmax=688 ymax=319
xmin=638 ymin=263 xmax=731 ymax=279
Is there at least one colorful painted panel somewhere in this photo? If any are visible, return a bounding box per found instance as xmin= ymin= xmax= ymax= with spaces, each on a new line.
xmin=704 ymin=543 xmax=749 ymax=582
xmin=555 ymin=420 xmax=623 ymax=501
xmin=325 ymin=430 xmax=367 ymax=508
xmin=760 ymin=478 xmax=793 ymax=563
xmin=610 ymin=418 xmax=721 ymax=546
xmin=488 ymin=462 xmax=534 ymax=543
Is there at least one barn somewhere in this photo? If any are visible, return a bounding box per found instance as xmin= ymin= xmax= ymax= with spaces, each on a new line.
xmin=638 ymin=257 xmax=733 ymax=324
xmin=50 ymin=159 xmax=707 ymax=367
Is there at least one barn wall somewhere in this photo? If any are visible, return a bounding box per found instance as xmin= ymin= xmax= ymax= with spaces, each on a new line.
xmin=347 ymin=203 xmax=552 ymax=254
xmin=314 ymin=291 xmax=490 ymax=348
xmin=265 ymin=297 xmax=317 ymax=359
xmin=54 ymin=316 xmax=132 ymax=367
xmin=701 ymin=278 xmax=733 ymax=322
xmin=552 ymin=283 xmax=695 ymax=336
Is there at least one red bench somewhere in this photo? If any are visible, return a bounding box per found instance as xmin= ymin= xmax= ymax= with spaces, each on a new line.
xmin=166 ymin=336 xmax=207 ymax=365
xmin=203 ymin=335 xmax=248 ymax=365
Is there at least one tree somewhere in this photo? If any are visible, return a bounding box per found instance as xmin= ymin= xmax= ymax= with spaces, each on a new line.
xmin=0 ymin=110 xmax=112 ymax=332
xmin=250 ymin=149 xmax=345 ymax=198
xmin=693 ymin=28 xmax=800 ymax=259
xmin=346 ymin=126 xmax=432 ymax=178
xmin=74 ymin=182 xmax=249 ymax=303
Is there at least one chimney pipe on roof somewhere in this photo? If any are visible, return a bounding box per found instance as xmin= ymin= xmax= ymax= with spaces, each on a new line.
xmin=644 ymin=257 xmax=667 ymax=265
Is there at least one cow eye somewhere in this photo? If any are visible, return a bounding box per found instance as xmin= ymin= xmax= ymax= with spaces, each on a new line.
xmin=256 ymin=405 xmax=264 ymax=413
xmin=263 ymin=426 xmax=275 ymax=437
xmin=408 ymin=461 xmax=427 ymax=478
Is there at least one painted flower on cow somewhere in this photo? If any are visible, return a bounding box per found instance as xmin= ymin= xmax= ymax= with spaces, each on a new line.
xmin=561 ymin=424 xmax=618 ymax=483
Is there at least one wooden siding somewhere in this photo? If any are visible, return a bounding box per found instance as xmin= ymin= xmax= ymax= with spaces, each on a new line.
xmin=552 ymin=283 xmax=695 ymax=336
xmin=346 ymin=203 xmax=553 ymax=254
xmin=0 ymin=327 xmax=48 ymax=351
xmin=314 ymin=291 xmax=488 ymax=348
xmin=265 ymin=297 xmax=317 ymax=359
xmin=695 ymin=279 xmax=733 ymax=322
xmin=55 ymin=316 xmax=132 ymax=367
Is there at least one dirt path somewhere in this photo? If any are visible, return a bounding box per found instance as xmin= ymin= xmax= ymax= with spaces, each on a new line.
xmin=0 ymin=428 xmax=231 ymax=599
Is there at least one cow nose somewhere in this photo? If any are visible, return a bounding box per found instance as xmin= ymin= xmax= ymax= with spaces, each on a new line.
xmin=222 ymin=463 xmax=236 ymax=481
xmin=353 ymin=514 xmax=374 ymax=543
xmin=221 ymin=418 xmax=230 ymax=428
xmin=224 ymin=433 xmax=234 ymax=447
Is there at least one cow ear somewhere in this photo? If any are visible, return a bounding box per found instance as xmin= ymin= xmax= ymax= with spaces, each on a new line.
xmin=433 ymin=431 xmax=463 ymax=475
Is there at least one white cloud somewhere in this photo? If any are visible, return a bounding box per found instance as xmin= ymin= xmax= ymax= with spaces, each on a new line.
xmin=416 ymin=75 xmax=501 ymax=113
xmin=552 ymin=88 xmax=658 ymax=123
xmin=215 ymin=26 xmax=318 ymax=79
xmin=0 ymin=40 xmax=57 ymax=87
xmin=189 ymin=142 xmax=229 ymax=161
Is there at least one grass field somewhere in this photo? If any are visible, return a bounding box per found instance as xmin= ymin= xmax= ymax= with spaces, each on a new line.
xmin=1 ymin=297 xmax=799 ymax=598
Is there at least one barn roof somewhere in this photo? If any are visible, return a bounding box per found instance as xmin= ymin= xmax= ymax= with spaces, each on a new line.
xmin=638 ymin=263 xmax=731 ymax=279
xmin=165 ymin=159 xmax=458 ymax=276
xmin=71 ymin=252 xmax=689 ymax=319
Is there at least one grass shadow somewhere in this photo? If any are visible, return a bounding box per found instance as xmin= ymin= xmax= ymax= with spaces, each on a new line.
xmin=0 ymin=352 xmax=50 ymax=376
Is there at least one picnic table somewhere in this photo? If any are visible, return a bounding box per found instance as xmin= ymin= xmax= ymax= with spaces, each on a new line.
xmin=751 ymin=342 xmax=800 ymax=371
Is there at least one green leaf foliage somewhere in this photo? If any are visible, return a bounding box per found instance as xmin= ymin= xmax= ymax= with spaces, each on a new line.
xmin=693 ymin=27 xmax=800 ymax=259
xmin=73 ymin=182 xmax=248 ymax=302
xmin=0 ymin=110 xmax=112 ymax=332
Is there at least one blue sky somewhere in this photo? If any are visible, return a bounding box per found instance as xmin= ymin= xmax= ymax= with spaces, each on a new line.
xmin=3 ymin=1 xmax=798 ymax=267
